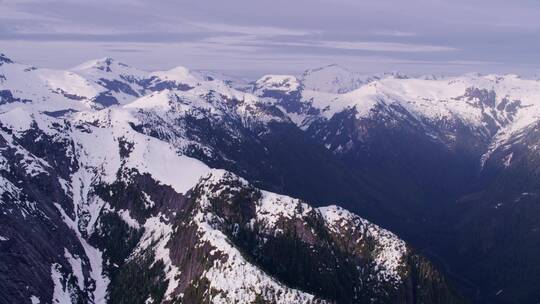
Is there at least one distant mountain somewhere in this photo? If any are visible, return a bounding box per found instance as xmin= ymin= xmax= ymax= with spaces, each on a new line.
xmin=300 ymin=64 xmax=379 ymax=94
xmin=0 ymin=54 xmax=464 ymax=304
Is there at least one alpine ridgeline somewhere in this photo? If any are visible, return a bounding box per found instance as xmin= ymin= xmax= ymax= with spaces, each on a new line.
xmin=2 ymin=53 xmax=538 ymax=303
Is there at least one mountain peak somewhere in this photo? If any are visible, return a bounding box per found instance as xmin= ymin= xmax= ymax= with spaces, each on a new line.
xmin=300 ymin=64 xmax=373 ymax=94
xmin=124 ymin=89 xmax=177 ymax=111
xmin=152 ymin=65 xmax=192 ymax=80
xmin=74 ymin=57 xmax=130 ymax=73
xmin=148 ymin=66 xmax=203 ymax=88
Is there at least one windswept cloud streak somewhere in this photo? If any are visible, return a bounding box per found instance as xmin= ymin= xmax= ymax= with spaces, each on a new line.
xmin=191 ymin=22 xmax=317 ymax=37
xmin=369 ymin=30 xmax=417 ymax=37
xmin=280 ymin=41 xmax=458 ymax=52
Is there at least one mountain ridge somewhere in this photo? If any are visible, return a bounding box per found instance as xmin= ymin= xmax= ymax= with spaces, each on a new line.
xmin=0 ymin=53 xmax=466 ymax=304
xmin=4 ymin=52 xmax=540 ymax=303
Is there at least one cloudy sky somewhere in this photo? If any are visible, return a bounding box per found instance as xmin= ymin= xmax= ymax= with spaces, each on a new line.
xmin=1 ymin=0 xmax=540 ymax=76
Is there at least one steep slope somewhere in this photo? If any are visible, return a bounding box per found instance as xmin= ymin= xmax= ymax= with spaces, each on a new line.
xmin=447 ymin=120 xmax=540 ymax=303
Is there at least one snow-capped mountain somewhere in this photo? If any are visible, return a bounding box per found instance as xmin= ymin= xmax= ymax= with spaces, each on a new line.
xmin=5 ymin=50 xmax=540 ymax=303
xmin=0 ymin=54 xmax=465 ymax=304
xmin=252 ymin=68 xmax=540 ymax=303
xmin=260 ymin=70 xmax=539 ymax=142
xmin=300 ymin=64 xmax=380 ymax=94
xmin=253 ymin=69 xmax=540 ymax=197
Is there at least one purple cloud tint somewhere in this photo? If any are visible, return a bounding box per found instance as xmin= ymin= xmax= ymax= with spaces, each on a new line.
xmin=1 ymin=0 xmax=539 ymax=77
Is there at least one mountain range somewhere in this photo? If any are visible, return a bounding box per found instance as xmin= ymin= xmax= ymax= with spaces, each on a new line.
xmin=1 ymin=53 xmax=540 ymax=303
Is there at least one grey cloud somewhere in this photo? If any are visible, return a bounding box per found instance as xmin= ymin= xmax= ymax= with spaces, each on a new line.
xmin=1 ymin=0 xmax=539 ymax=76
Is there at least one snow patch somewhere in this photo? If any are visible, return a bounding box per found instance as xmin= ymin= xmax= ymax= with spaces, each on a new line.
xmin=0 ymin=107 xmax=35 ymax=132
xmin=117 ymin=209 xmax=141 ymax=229
xmin=64 ymin=248 xmax=85 ymax=290
xmin=503 ymin=152 xmax=513 ymax=167
xmin=51 ymin=263 xmax=72 ymax=304
xmin=256 ymin=190 xmax=311 ymax=230
xmin=30 ymin=295 xmax=40 ymax=304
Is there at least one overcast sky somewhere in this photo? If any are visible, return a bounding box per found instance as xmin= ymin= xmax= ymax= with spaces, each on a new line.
xmin=1 ymin=0 xmax=540 ymax=77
